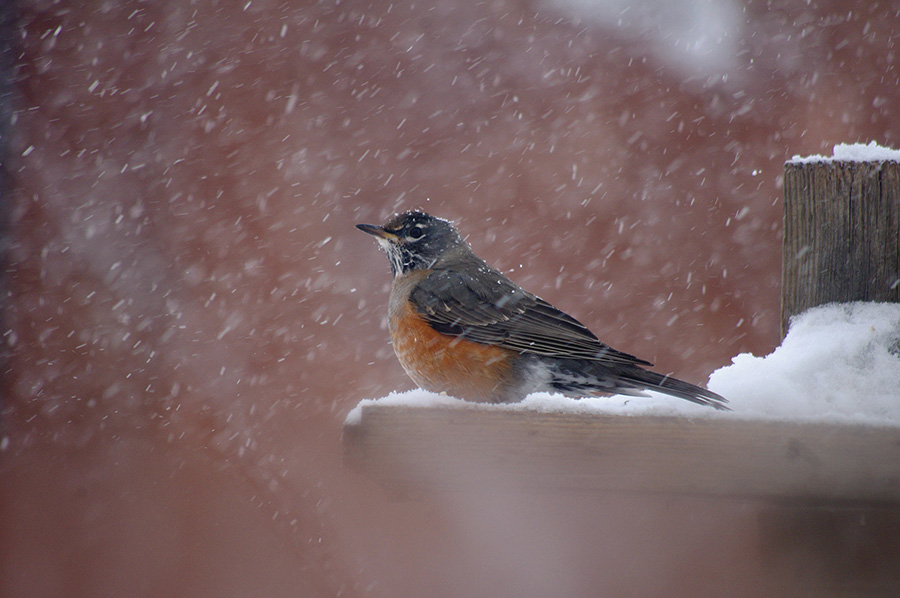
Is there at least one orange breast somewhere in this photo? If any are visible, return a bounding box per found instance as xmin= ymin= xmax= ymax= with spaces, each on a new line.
xmin=389 ymin=300 xmax=515 ymax=403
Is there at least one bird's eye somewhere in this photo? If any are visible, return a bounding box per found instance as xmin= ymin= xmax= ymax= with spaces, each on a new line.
xmin=407 ymin=226 xmax=425 ymax=240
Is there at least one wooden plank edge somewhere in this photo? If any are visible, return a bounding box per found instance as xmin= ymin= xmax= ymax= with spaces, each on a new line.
xmin=343 ymin=404 xmax=900 ymax=504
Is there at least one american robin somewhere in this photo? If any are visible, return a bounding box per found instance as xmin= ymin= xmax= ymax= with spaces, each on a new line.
xmin=356 ymin=210 xmax=728 ymax=410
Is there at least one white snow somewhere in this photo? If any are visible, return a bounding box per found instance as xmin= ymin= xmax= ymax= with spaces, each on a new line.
xmin=789 ymin=141 xmax=900 ymax=164
xmin=345 ymin=391 xmax=469 ymax=426
xmin=344 ymin=387 xmax=707 ymax=426
xmin=346 ymin=302 xmax=900 ymax=428
xmin=708 ymin=302 xmax=900 ymax=426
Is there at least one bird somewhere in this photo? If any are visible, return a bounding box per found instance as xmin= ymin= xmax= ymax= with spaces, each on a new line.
xmin=356 ymin=210 xmax=728 ymax=410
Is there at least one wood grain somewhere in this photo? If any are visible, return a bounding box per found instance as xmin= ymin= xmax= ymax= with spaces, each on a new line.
xmin=343 ymin=405 xmax=900 ymax=504
xmin=782 ymin=160 xmax=900 ymax=336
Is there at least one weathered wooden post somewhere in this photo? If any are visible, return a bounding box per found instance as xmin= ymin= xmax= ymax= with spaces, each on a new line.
xmin=782 ymin=153 xmax=900 ymax=336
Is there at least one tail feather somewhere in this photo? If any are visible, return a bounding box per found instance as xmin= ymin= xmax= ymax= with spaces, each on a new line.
xmin=623 ymin=367 xmax=730 ymax=411
xmin=549 ymin=360 xmax=730 ymax=410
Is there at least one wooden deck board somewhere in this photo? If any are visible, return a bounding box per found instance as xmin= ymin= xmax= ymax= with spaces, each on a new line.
xmin=344 ymin=404 xmax=900 ymax=503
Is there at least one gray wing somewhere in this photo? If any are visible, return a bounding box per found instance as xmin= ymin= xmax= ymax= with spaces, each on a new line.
xmin=409 ymin=264 xmax=653 ymax=367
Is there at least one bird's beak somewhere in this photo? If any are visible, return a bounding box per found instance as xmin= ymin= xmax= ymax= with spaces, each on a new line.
xmin=356 ymin=223 xmax=399 ymax=242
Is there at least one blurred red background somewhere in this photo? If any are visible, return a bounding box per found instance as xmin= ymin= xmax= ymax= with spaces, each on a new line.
xmin=2 ymin=1 xmax=899 ymax=596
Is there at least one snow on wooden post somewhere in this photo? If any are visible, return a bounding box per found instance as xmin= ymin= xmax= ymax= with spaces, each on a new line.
xmin=782 ymin=146 xmax=900 ymax=337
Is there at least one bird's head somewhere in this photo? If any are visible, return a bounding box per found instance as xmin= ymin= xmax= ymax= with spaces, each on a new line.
xmin=356 ymin=210 xmax=469 ymax=276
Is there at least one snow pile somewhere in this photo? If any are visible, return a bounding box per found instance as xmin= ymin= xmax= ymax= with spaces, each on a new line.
xmin=790 ymin=141 xmax=900 ymax=163
xmin=347 ymin=303 xmax=900 ymax=427
xmin=708 ymin=302 xmax=900 ymax=426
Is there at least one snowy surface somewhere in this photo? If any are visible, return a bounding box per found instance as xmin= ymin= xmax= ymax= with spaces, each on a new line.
xmin=789 ymin=141 xmax=900 ymax=164
xmin=347 ymin=303 xmax=900 ymax=428
xmin=709 ymin=302 xmax=900 ymax=426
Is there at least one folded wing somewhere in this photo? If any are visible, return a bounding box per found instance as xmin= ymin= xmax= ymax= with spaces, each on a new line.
xmin=409 ymin=264 xmax=652 ymax=368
